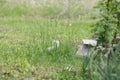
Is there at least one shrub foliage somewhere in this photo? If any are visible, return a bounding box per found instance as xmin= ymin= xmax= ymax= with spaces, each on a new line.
xmin=83 ymin=0 xmax=120 ymax=80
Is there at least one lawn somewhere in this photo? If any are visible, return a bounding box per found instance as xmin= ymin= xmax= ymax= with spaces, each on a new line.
xmin=0 ymin=16 xmax=93 ymax=79
xmin=0 ymin=1 xmax=94 ymax=79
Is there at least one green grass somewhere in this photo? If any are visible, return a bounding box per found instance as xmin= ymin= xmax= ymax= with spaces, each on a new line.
xmin=0 ymin=16 xmax=93 ymax=79
xmin=0 ymin=1 xmax=94 ymax=79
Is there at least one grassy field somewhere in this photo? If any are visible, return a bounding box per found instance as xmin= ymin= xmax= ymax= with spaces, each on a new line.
xmin=0 ymin=0 xmax=95 ymax=79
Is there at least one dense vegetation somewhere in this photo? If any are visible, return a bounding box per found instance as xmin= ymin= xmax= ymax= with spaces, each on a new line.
xmin=83 ymin=0 xmax=120 ymax=80
xmin=0 ymin=0 xmax=119 ymax=80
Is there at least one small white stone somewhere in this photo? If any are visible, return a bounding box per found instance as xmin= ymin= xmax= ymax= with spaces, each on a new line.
xmin=83 ymin=39 xmax=97 ymax=46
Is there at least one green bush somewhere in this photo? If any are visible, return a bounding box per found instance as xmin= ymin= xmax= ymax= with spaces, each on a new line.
xmin=82 ymin=0 xmax=120 ymax=80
